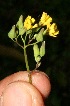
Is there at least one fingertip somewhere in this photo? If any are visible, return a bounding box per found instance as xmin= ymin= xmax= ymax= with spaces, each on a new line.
xmin=0 ymin=70 xmax=51 ymax=100
xmin=0 ymin=81 xmax=44 ymax=106
xmin=32 ymin=71 xmax=51 ymax=98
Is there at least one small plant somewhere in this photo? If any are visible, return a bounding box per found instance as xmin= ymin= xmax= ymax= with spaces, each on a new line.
xmin=8 ymin=12 xmax=59 ymax=83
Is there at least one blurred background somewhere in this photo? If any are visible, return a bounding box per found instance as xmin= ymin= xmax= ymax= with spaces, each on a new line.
xmin=0 ymin=0 xmax=70 ymax=106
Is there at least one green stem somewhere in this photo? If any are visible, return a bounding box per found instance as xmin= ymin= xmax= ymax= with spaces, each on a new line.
xmin=20 ymin=36 xmax=29 ymax=71
xmin=25 ymin=41 xmax=39 ymax=48
xmin=21 ymin=35 xmax=32 ymax=83
xmin=24 ymin=41 xmax=29 ymax=71
xmin=24 ymin=42 xmax=32 ymax=83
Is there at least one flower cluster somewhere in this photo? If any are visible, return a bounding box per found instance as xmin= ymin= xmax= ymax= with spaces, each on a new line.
xmin=24 ymin=12 xmax=59 ymax=37
xmin=24 ymin=16 xmax=38 ymax=30
xmin=49 ymin=23 xmax=59 ymax=37
xmin=39 ymin=12 xmax=52 ymax=29
xmin=39 ymin=12 xmax=59 ymax=37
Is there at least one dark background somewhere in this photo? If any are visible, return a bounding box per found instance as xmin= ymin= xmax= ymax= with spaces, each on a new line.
xmin=0 ymin=0 xmax=70 ymax=106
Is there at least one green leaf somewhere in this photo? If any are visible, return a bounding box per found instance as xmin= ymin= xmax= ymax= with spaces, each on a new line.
xmin=40 ymin=41 xmax=45 ymax=57
xmin=35 ymin=28 xmax=44 ymax=42
xmin=8 ymin=25 xmax=16 ymax=39
xmin=33 ymin=44 xmax=41 ymax=62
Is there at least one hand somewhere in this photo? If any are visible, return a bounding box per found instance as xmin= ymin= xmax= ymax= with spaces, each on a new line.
xmin=0 ymin=71 xmax=51 ymax=106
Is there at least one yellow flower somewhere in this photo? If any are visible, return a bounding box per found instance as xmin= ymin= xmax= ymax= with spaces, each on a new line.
xmin=49 ymin=23 xmax=59 ymax=37
xmin=39 ymin=12 xmax=59 ymax=37
xmin=39 ymin=12 xmax=52 ymax=29
xmin=24 ymin=16 xmax=38 ymax=30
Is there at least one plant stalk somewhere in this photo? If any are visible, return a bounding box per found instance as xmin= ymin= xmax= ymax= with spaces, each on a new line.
xmin=24 ymin=41 xmax=32 ymax=83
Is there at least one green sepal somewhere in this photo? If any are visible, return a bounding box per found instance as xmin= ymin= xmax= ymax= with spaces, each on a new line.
xmin=35 ymin=28 xmax=44 ymax=42
xmin=8 ymin=25 xmax=16 ymax=39
xmin=40 ymin=41 xmax=45 ymax=57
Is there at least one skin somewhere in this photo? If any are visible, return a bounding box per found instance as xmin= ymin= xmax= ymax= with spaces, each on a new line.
xmin=0 ymin=71 xmax=51 ymax=106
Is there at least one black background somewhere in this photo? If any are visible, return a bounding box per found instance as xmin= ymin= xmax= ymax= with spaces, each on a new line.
xmin=0 ymin=0 xmax=70 ymax=106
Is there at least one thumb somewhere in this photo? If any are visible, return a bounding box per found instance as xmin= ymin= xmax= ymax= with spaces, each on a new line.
xmin=0 ymin=81 xmax=44 ymax=106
